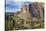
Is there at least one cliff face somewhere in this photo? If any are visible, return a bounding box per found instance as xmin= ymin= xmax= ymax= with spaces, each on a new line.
xmin=16 ymin=3 xmax=32 ymax=20
xmin=14 ymin=2 xmax=44 ymax=28
xmin=15 ymin=2 xmax=43 ymax=20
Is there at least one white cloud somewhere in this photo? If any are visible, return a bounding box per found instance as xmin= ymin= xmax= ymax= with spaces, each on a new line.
xmin=6 ymin=8 xmax=21 ymax=12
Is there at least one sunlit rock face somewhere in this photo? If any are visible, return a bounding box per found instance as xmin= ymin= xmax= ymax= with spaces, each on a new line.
xmin=14 ymin=2 xmax=44 ymax=28
xmin=16 ymin=2 xmax=43 ymax=20
xmin=17 ymin=2 xmax=32 ymax=20
xmin=15 ymin=2 xmax=43 ymax=21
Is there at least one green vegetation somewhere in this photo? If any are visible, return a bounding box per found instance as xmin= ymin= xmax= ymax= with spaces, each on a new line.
xmin=5 ymin=16 xmax=44 ymax=31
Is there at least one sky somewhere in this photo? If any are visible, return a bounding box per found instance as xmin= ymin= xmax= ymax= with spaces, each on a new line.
xmin=5 ymin=0 xmax=32 ymax=12
xmin=5 ymin=0 xmax=25 ymax=12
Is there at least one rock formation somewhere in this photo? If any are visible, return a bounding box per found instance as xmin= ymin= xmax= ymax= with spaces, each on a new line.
xmin=14 ymin=2 xmax=44 ymax=28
